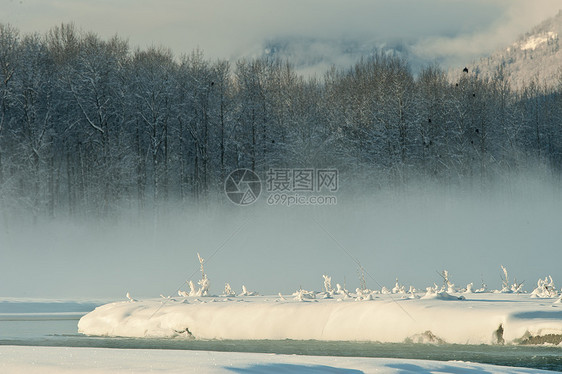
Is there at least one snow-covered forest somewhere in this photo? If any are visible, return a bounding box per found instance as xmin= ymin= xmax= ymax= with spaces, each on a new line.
xmin=1 ymin=23 xmax=561 ymax=221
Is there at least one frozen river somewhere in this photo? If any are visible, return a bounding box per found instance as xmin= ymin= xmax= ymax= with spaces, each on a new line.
xmin=0 ymin=300 xmax=561 ymax=372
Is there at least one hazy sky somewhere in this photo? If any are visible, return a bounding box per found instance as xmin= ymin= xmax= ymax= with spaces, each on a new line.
xmin=1 ymin=0 xmax=561 ymax=70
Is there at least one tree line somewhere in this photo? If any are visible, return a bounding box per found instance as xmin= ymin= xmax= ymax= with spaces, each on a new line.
xmin=0 ymin=23 xmax=561 ymax=221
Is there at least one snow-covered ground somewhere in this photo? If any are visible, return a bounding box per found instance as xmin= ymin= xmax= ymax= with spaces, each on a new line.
xmin=78 ymin=292 xmax=562 ymax=345
xmin=0 ymin=345 xmax=557 ymax=374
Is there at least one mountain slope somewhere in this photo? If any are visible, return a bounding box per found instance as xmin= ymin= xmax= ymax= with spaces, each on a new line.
xmin=469 ymin=10 xmax=562 ymax=90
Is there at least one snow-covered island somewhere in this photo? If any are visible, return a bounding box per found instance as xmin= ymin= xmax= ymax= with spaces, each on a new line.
xmin=79 ymin=268 xmax=562 ymax=346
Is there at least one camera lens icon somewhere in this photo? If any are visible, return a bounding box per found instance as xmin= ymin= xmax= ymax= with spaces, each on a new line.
xmin=224 ymin=169 xmax=262 ymax=206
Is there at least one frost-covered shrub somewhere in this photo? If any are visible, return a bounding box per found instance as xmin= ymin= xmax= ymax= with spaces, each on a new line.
xmin=355 ymin=289 xmax=374 ymax=301
xmin=408 ymin=285 xmax=417 ymax=293
xmin=439 ymin=270 xmax=456 ymax=293
xmin=335 ymin=283 xmax=350 ymax=297
xmin=323 ymin=275 xmax=333 ymax=293
xmin=357 ymin=265 xmax=367 ymax=291
xmin=510 ymin=281 xmax=524 ymax=293
xmin=197 ymin=277 xmax=210 ymax=297
xmin=402 ymin=286 xmax=419 ymax=300
xmin=197 ymin=253 xmax=210 ymax=297
xmin=495 ymin=265 xmax=523 ymax=293
xmin=188 ymin=281 xmax=197 ymax=296
xmin=355 ymin=288 xmax=376 ymax=301
xmin=498 ymin=265 xmax=511 ymax=293
xmin=531 ymin=276 xmax=559 ymax=298
xmin=475 ymin=280 xmax=488 ymax=293
xmin=223 ymin=283 xmax=235 ymax=297
xmin=424 ymin=285 xmax=438 ymax=297
xmin=239 ymin=285 xmax=258 ymax=296
xmin=293 ymin=288 xmax=316 ymax=301
xmin=392 ymin=278 xmax=405 ymax=294
xmin=126 ymin=292 xmax=136 ymax=302
xmin=425 ymin=283 xmax=439 ymax=294
xmin=179 ymin=253 xmax=212 ymax=297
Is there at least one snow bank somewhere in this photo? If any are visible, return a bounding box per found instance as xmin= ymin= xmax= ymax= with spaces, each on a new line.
xmin=0 ymin=345 xmax=555 ymax=374
xmin=78 ymin=293 xmax=562 ymax=345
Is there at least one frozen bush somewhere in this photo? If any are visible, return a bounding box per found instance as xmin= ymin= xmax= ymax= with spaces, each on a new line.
xmin=239 ymin=285 xmax=258 ymax=296
xmin=323 ymin=275 xmax=333 ymax=293
xmin=223 ymin=283 xmax=235 ymax=297
xmin=531 ymin=276 xmax=558 ymax=298
xmin=496 ymin=265 xmax=523 ymax=293
xmin=439 ymin=270 xmax=456 ymax=293
xmin=392 ymin=278 xmax=405 ymax=294
xmin=293 ymin=288 xmax=316 ymax=301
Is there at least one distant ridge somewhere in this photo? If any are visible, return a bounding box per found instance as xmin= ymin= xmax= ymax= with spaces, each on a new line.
xmin=464 ymin=10 xmax=562 ymax=90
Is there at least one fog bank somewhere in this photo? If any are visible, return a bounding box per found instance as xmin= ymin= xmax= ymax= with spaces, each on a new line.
xmin=1 ymin=176 xmax=560 ymax=300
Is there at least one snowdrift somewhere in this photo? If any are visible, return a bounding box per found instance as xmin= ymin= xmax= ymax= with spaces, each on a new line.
xmin=78 ymin=293 xmax=562 ymax=345
xmin=1 ymin=345 xmax=557 ymax=374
